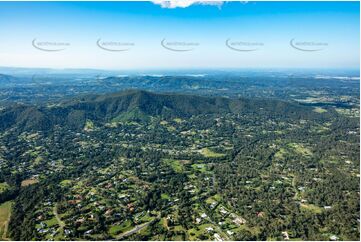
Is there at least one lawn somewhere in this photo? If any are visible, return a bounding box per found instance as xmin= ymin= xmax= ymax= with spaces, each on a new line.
xmin=44 ymin=217 xmax=58 ymax=227
xmin=109 ymin=224 xmax=123 ymax=236
xmin=313 ymin=107 xmax=327 ymax=113
xmin=173 ymin=118 xmax=183 ymax=123
xmin=59 ymin=179 xmax=73 ymax=187
xmin=205 ymin=197 xmax=217 ymax=205
xmin=288 ymin=143 xmax=312 ymax=156
xmin=274 ymin=148 xmax=286 ymax=160
xmin=138 ymin=213 xmax=153 ymax=223
xmin=191 ymin=164 xmax=207 ymax=173
xmin=162 ymin=159 xmax=183 ymax=172
xmin=300 ymin=203 xmax=323 ymax=214
xmin=199 ymin=148 xmax=225 ymax=158
xmin=161 ymin=193 xmax=170 ymax=200
xmin=108 ymin=220 xmax=133 ymax=236
xmin=159 ymin=121 xmax=175 ymax=131
xmin=187 ymin=223 xmax=214 ymax=240
xmin=84 ymin=119 xmax=95 ymax=131
xmin=21 ymin=178 xmax=39 ymax=187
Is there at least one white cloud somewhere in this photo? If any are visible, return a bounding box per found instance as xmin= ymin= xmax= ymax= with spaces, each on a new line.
xmin=151 ymin=0 xmax=225 ymax=9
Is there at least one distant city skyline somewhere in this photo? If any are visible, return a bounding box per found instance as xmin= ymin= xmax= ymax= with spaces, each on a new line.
xmin=0 ymin=1 xmax=359 ymax=69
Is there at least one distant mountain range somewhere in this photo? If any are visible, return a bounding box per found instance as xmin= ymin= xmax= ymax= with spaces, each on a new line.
xmin=0 ymin=66 xmax=359 ymax=78
xmin=0 ymin=90 xmax=330 ymax=132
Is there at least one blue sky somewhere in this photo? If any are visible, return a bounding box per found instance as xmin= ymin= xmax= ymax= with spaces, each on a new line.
xmin=0 ymin=1 xmax=359 ymax=70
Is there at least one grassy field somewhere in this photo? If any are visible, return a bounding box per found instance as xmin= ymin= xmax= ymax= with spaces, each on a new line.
xmin=300 ymin=203 xmax=323 ymax=214
xmin=161 ymin=193 xmax=170 ymax=200
xmin=21 ymin=178 xmax=39 ymax=187
xmin=0 ymin=201 xmax=12 ymax=240
xmin=44 ymin=217 xmax=58 ymax=227
xmin=84 ymin=119 xmax=95 ymax=131
xmin=274 ymin=148 xmax=286 ymax=160
xmin=313 ymin=107 xmax=327 ymax=113
xmin=109 ymin=224 xmax=123 ymax=236
xmin=60 ymin=179 xmax=72 ymax=187
xmin=288 ymin=143 xmax=312 ymax=156
xmin=199 ymin=148 xmax=225 ymax=158
xmin=162 ymin=159 xmax=183 ymax=172
xmin=187 ymin=223 xmax=214 ymax=240
xmin=160 ymin=120 xmax=176 ymax=131
xmin=275 ymin=143 xmax=312 ymax=161
xmin=173 ymin=118 xmax=183 ymax=123
xmin=191 ymin=164 xmax=207 ymax=173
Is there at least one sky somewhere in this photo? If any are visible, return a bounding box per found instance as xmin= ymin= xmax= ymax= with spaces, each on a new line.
xmin=0 ymin=1 xmax=359 ymax=70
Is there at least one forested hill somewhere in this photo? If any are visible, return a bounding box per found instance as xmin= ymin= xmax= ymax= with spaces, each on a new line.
xmin=0 ymin=90 xmax=333 ymax=131
xmin=0 ymin=74 xmax=18 ymax=85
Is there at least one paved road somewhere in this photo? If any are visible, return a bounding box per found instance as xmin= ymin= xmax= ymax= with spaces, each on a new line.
xmin=116 ymin=221 xmax=152 ymax=240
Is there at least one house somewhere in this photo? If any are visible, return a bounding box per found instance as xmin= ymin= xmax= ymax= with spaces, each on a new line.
xmin=105 ymin=209 xmax=113 ymax=216
xmin=205 ymin=227 xmax=213 ymax=233
xmin=37 ymin=229 xmax=48 ymax=234
xmin=68 ymin=200 xmax=81 ymax=205
xmin=282 ymin=231 xmax=290 ymax=240
xmin=118 ymin=194 xmax=129 ymax=199
xmin=201 ymin=213 xmax=208 ymax=218
xmin=98 ymin=205 xmax=105 ymax=211
xmin=127 ymin=203 xmax=134 ymax=210
xmin=227 ymin=230 xmax=234 ymax=236
xmin=233 ymin=217 xmax=246 ymax=225
xmin=105 ymin=183 xmax=113 ymax=189
xmin=219 ymin=207 xmax=228 ymax=215
xmin=75 ymin=218 xmax=85 ymax=224
xmin=210 ymin=202 xmax=217 ymax=209
xmin=196 ymin=218 xmax=201 ymax=224
xmin=330 ymin=235 xmax=338 ymax=241
xmin=214 ymin=233 xmax=223 ymax=241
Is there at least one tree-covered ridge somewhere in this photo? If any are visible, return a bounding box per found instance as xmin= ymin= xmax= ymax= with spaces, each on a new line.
xmin=0 ymin=90 xmax=334 ymax=132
